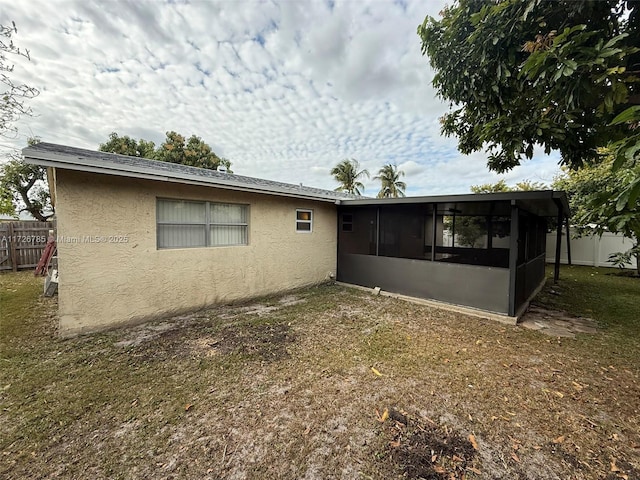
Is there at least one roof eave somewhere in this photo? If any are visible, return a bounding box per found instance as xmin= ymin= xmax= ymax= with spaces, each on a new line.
xmin=339 ymin=190 xmax=571 ymax=217
xmin=22 ymin=150 xmax=342 ymax=204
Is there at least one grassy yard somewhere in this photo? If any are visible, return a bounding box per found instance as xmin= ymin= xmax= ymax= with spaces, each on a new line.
xmin=1 ymin=266 xmax=639 ymax=479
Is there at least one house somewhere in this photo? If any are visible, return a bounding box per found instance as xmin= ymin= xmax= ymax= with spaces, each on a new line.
xmin=23 ymin=143 xmax=354 ymax=335
xmin=23 ymin=143 xmax=570 ymax=335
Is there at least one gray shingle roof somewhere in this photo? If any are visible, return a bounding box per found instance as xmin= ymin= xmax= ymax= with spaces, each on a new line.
xmin=22 ymin=143 xmax=360 ymax=203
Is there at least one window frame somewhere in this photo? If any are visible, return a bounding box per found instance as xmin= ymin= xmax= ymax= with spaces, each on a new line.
xmin=341 ymin=213 xmax=353 ymax=232
xmin=295 ymin=209 xmax=313 ymax=233
xmin=157 ymin=198 xmax=249 ymax=249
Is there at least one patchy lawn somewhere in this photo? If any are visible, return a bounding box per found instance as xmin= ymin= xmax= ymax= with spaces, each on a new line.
xmin=1 ymin=266 xmax=639 ymax=479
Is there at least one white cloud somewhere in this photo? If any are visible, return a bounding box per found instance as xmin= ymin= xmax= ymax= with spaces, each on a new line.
xmin=1 ymin=0 xmax=564 ymax=198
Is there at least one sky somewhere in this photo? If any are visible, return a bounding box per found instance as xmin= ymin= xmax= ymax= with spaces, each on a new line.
xmin=1 ymin=0 xmax=563 ymax=197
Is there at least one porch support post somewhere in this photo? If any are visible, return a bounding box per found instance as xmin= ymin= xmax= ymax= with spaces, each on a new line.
xmin=487 ymin=202 xmax=494 ymax=250
xmin=431 ymin=203 xmax=437 ymax=261
xmin=565 ymin=217 xmax=572 ymax=266
xmin=508 ymin=201 xmax=518 ymax=317
xmin=554 ymin=200 xmax=563 ymax=284
xmin=375 ymin=207 xmax=380 ymax=256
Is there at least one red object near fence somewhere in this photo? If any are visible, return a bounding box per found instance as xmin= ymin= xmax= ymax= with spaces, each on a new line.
xmin=34 ymin=236 xmax=56 ymax=276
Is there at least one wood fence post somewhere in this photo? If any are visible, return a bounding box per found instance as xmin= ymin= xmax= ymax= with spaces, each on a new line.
xmin=8 ymin=222 xmax=17 ymax=272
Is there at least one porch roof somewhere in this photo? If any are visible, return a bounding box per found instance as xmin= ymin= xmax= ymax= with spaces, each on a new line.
xmin=338 ymin=190 xmax=570 ymax=218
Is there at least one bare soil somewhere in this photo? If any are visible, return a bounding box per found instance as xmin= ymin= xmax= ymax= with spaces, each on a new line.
xmin=519 ymin=305 xmax=599 ymax=338
xmin=1 ymin=272 xmax=639 ymax=479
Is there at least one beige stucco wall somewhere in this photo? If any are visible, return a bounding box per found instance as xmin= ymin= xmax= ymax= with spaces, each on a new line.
xmin=54 ymin=169 xmax=338 ymax=335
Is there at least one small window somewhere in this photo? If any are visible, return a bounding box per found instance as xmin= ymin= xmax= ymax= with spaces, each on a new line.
xmin=342 ymin=213 xmax=353 ymax=232
xmin=296 ymin=209 xmax=313 ymax=233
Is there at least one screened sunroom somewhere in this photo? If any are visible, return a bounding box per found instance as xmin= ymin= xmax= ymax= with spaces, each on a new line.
xmin=336 ymin=191 xmax=570 ymax=318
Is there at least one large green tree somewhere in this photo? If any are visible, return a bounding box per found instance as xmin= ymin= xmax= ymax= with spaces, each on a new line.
xmin=99 ymin=131 xmax=232 ymax=172
xmin=155 ymin=131 xmax=231 ymax=171
xmin=553 ymin=153 xmax=640 ymax=274
xmin=373 ymin=164 xmax=406 ymax=198
xmin=330 ymin=159 xmax=369 ymax=195
xmin=0 ymin=138 xmax=52 ymax=221
xmin=418 ymin=0 xmax=639 ymax=173
xmin=99 ymin=132 xmax=156 ymax=158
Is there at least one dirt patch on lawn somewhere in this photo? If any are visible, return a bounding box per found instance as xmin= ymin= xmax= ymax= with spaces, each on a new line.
xmin=212 ymin=322 xmax=294 ymax=361
xmin=113 ymin=295 xmax=305 ymax=360
xmin=112 ymin=311 xmax=211 ymax=348
xmin=378 ymin=409 xmax=479 ymax=479
xmin=519 ymin=305 xmax=598 ymax=338
xmin=117 ymin=317 xmax=295 ymax=364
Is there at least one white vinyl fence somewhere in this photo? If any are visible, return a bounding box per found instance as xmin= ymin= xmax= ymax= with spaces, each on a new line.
xmin=546 ymin=231 xmax=636 ymax=269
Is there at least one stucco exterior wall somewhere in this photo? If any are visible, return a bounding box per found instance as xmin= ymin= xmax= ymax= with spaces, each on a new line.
xmin=54 ymin=170 xmax=338 ymax=335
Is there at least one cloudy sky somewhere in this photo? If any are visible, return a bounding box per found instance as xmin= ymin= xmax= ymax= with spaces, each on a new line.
xmin=2 ymin=0 xmax=562 ymax=196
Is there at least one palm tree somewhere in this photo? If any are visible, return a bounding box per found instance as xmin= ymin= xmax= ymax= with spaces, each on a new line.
xmin=330 ymin=159 xmax=370 ymax=195
xmin=374 ymin=164 xmax=406 ymax=198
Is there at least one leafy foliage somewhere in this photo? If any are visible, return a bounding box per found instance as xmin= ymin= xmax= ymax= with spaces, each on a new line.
xmin=99 ymin=131 xmax=232 ymax=172
xmin=514 ymin=180 xmax=549 ymax=191
xmin=330 ymin=159 xmax=369 ymax=195
xmin=553 ymin=151 xmax=640 ymax=274
xmin=447 ymin=215 xmax=487 ymax=248
xmin=155 ymin=131 xmax=231 ymax=171
xmin=373 ymin=164 xmax=406 ymax=198
xmin=0 ymin=138 xmax=52 ymax=221
xmin=470 ymin=178 xmax=548 ymax=193
xmin=1 ymin=22 xmax=38 ymax=138
xmin=99 ymin=132 xmax=156 ymax=158
xmin=470 ymin=180 xmax=511 ymax=193
xmin=418 ymin=0 xmax=640 ymax=172
xmin=608 ymin=250 xmax=637 ymax=270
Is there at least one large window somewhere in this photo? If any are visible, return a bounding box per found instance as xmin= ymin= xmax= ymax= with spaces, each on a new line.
xmin=157 ymin=199 xmax=248 ymax=249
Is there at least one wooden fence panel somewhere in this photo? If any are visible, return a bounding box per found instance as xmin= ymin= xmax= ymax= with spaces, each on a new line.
xmin=0 ymin=221 xmax=54 ymax=272
xmin=0 ymin=224 xmax=10 ymax=271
